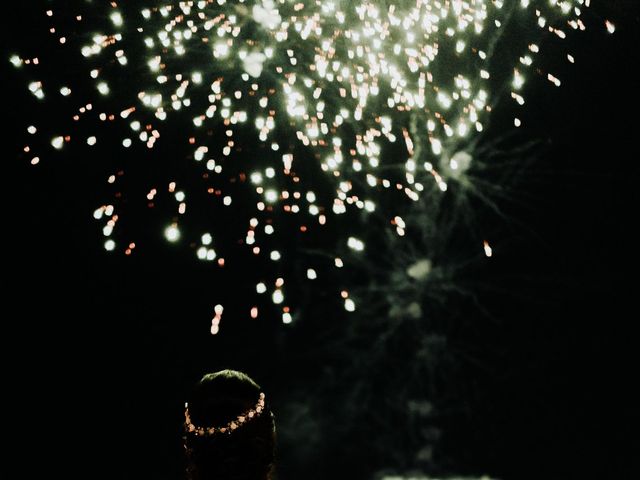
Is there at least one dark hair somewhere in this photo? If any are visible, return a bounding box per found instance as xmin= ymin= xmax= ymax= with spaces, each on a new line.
xmin=184 ymin=370 xmax=276 ymax=480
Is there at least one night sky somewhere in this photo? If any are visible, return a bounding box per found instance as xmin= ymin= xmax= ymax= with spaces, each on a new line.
xmin=3 ymin=2 xmax=639 ymax=479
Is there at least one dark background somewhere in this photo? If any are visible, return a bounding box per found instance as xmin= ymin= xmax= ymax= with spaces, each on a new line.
xmin=3 ymin=2 xmax=639 ymax=479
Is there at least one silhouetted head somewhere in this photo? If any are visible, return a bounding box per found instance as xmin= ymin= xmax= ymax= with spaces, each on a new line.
xmin=184 ymin=370 xmax=276 ymax=480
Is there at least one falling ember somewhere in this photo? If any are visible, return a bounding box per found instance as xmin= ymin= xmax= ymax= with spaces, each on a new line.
xmin=344 ymin=298 xmax=356 ymax=312
xmin=483 ymin=241 xmax=493 ymax=258
xmin=272 ymin=289 xmax=284 ymax=305
xmin=211 ymin=304 xmax=224 ymax=334
xmin=51 ymin=136 xmax=64 ymax=150
xmin=605 ymin=20 xmax=616 ymax=34
xmin=164 ymin=224 xmax=180 ymax=242
xmin=347 ymin=237 xmax=365 ymax=252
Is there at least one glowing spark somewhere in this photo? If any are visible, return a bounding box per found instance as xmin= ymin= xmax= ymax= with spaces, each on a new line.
xmin=97 ymin=82 xmax=109 ymax=95
xmin=211 ymin=304 xmax=224 ymax=334
xmin=344 ymin=298 xmax=356 ymax=312
xmin=347 ymin=237 xmax=365 ymax=252
xmin=272 ymin=289 xmax=284 ymax=304
xmin=265 ymin=190 xmax=278 ymax=203
xmin=110 ymin=12 xmax=123 ymax=27
xmin=243 ymin=52 xmax=266 ymax=78
xmin=165 ymin=224 xmax=180 ymax=242
xmin=51 ymin=136 xmax=64 ymax=150
xmin=483 ymin=241 xmax=493 ymax=257
xmin=605 ymin=20 xmax=616 ymax=34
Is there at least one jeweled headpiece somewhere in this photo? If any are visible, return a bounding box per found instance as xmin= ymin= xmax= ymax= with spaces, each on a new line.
xmin=184 ymin=392 xmax=266 ymax=436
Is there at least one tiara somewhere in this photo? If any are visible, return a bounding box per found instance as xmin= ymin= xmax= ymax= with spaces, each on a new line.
xmin=184 ymin=392 xmax=266 ymax=436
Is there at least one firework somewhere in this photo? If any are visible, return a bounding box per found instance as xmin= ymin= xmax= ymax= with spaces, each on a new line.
xmin=11 ymin=0 xmax=605 ymax=328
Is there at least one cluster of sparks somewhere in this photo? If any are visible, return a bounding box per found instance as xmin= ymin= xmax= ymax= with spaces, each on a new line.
xmin=12 ymin=0 xmax=608 ymax=330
